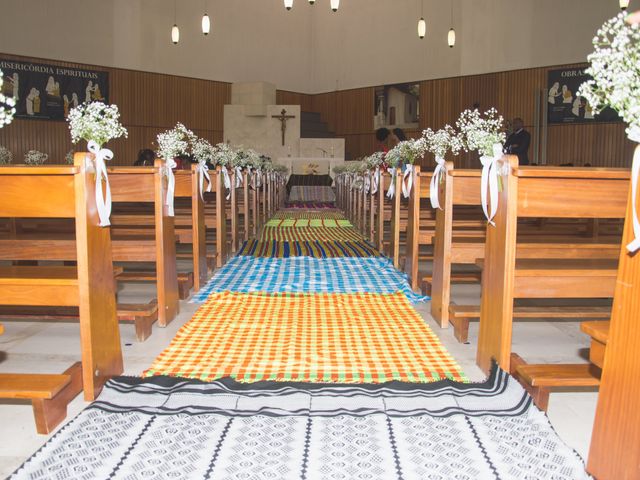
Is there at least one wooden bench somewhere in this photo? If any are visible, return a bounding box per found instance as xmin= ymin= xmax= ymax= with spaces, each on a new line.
xmin=509 ymin=353 xmax=600 ymax=412
xmin=0 ymin=159 xmax=123 ymax=405
xmin=477 ymin=158 xmax=629 ymax=373
xmin=580 ymin=320 xmax=609 ymax=369
xmin=450 ymin=304 xmax=611 ymax=344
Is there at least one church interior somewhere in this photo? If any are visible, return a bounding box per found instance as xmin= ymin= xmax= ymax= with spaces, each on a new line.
xmin=0 ymin=1 xmax=639 ymax=478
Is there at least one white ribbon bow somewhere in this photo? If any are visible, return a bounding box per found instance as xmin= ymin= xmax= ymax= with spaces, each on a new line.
xmin=235 ymin=166 xmax=243 ymax=188
xmin=387 ymin=168 xmax=397 ymax=199
xmin=627 ymin=128 xmax=640 ymax=252
xmin=87 ymin=140 xmax=113 ymax=227
xmin=221 ymin=166 xmax=232 ymax=200
xmin=430 ymin=156 xmax=446 ymax=210
xmin=364 ymin=173 xmax=371 ymax=194
xmin=402 ymin=164 xmax=414 ymax=198
xmin=164 ymin=158 xmax=177 ymax=217
xmin=371 ymin=167 xmax=380 ymax=195
xmin=197 ymin=161 xmax=211 ymax=200
xmin=480 ymin=144 xmax=504 ymax=226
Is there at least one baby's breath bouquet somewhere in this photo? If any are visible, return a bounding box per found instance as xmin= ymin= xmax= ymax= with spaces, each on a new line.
xmin=156 ymin=128 xmax=188 ymax=161
xmin=24 ymin=150 xmax=48 ymax=165
xmin=386 ymin=138 xmax=428 ymax=168
xmin=423 ymin=125 xmax=462 ymax=159
xmin=0 ymin=146 xmax=13 ymax=164
xmin=579 ymin=12 xmax=640 ymax=252
xmin=0 ymin=69 xmax=16 ymax=128
xmin=332 ymin=165 xmax=347 ymax=175
xmin=456 ymin=108 xmax=505 ymax=157
xmin=211 ymin=143 xmax=236 ymax=167
xmin=232 ymin=148 xmax=261 ymax=169
xmin=67 ymin=102 xmax=128 ymax=148
xmin=364 ymin=151 xmax=386 ymax=170
xmin=578 ymin=13 xmax=640 ymax=137
xmin=192 ymin=138 xmax=216 ymax=164
xmin=65 ymin=150 xmax=75 ymax=165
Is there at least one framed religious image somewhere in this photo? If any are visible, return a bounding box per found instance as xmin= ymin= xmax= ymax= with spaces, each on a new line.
xmin=547 ymin=67 xmax=619 ymax=124
xmin=373 ymin=82 xmax=420 ymax=130
xmin=0 ymin=58 xmax=109 ymax=121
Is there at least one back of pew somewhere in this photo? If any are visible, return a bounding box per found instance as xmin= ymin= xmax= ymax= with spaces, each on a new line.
xmin=0 ymin=158 xmax=123 ymax=401
xmin=477 ymin=158 xmax=629 ymax=373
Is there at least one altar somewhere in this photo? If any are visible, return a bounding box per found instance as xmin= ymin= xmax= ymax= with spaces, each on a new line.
xmin=276 ymin=157 xmax=345 ymax=178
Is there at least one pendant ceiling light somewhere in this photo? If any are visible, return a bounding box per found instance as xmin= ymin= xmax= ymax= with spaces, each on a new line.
xmin=171 ymin=0 xmax=179 ymax=45
xmin=418 ymin=18 xmax=426 ymax=39
xmin=330 ymin=0 xmax=340 ymax=12
xmin=309 ymin=0 xmax=315 ymax=4
xmin=284 ymin=0 xmax=293 ymax=10
xmin=417 ymin=0 xmax=426 ymax=39
xmin=201 ymin=0 xmax=210 ymax=35
xmin=620 ymin=0 xmax=630 ymax=10
xmin=448 ymin=0 xmax=456 ymax=48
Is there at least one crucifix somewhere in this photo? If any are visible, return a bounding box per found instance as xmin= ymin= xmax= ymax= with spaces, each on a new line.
xmin=272 ymin=108 xmax=296 ymax=146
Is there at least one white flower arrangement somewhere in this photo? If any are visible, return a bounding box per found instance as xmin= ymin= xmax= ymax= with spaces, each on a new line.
xmin=211 ymin=142 xmax=237 ymax=167
xmin=456 ymin=108 xmax=506 ymax=157
xmin=0 ymin=69 xmax=16 ymax=128
xmin=65 ymin=149 xmax=75 ymax=164
xmin=157 ymin=128 xmax=189 ymax=160
xmin=332 ymin=165 xmax=347 ymax=175
xmin=232 ymin=148 xmax=262 ymax=169
xmin=0 ymin=146 xmax=13 ymax=164
xmin=578 ymin=12 xmax=640 ymax=137
xmin=24 ymin=149 xmax=48 ymax=165
xmin=363 ymin=151 xmax=386 ymax=170
xmin=192 ymin=138 xmax=216 ymax=164
xmin=423 ymin=125 xmax=463 ymax=159
xmin=67 ymin=101 xmax=128 ymax=147
xmin=385 ymin=138 xmax=428 ymax=168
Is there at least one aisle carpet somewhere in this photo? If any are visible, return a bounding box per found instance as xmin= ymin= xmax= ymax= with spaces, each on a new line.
xmin=11 ymin=366 xmax=589 ymax=480
xmin=192 ymin=256 xmax=427 ymax=304
xmin=273 ymin=210 xmax=345 ymax=220
xmin=144 ymin=292 xmax=464 ymax=383
xmin=261 ymin=226 xmax=364 ymax=242
xmin=237 ymin=239 xmax=381 ymax=258
xmin=265 ymin=218 xmax=352 ymax=228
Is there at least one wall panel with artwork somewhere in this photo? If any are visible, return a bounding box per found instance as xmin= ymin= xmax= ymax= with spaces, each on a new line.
xmin=0 ymin=53 xmax=230 ymax=166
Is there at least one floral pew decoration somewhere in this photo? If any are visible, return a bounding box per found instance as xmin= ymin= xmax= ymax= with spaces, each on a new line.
xmin=156 ymin=123 xmax=195 ymax=216
xmin=67 ymin=101 xmax=128 ymax=226
xmin=192 ymin=137 xmax=217 ymax=199
xmin=231 ymin=148 xmax=261 ymax=190
xmin=0 ymin=146 xmax=13 ymax=165
xmin=578 ymin=12 xmax=640 ymax=252
xmin=364 ymin=151 xmax=386 ymax=195
xmin=384 ymin=137 xmax=428 ymax=198
xmin=423 ymin=125 xmax=462 ymax=209
xmin=456 ymin=108 xmax=506 ymax=225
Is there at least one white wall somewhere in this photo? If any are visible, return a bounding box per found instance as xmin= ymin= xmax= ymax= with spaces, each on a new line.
xmin=0 ymin=0 xmax=624 ymax=94
xmin=0 ymin=0 xmax=314 ymax=92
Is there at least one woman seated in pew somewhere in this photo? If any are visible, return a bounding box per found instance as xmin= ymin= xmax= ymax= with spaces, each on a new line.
xmin=134 ymin=148 xmax=155 ymax=166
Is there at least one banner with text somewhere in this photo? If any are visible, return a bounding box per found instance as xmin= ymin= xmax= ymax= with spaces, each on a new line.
xmin=547 ymin=67 xmax=619 ymax=124
xmin=0 ymin=59 xmax=109 ymax=121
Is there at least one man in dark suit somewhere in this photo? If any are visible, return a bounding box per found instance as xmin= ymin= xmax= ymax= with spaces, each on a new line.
xmin=504 ymin=117 xmax=531 ymax=165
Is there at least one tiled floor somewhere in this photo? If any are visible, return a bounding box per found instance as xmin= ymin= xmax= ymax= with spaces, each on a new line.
xmin=0 ymin=281 xmax=597 ymax=478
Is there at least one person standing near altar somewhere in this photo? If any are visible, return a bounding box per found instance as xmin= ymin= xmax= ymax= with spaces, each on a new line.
xmin=375 ymin=128 xmax=390 ymax=153
xmin=504 ymin=117 xmax=531 ymax=165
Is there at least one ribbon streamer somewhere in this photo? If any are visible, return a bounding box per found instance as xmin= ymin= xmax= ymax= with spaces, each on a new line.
xmin=371 ymin=167 xmax=380 ymax=195
xmin=364 ymin=173 xmax=371 ymax=194
xmin=387 ymin=168 xmax=397 ymax=199
xmin=627 ymin=129 xmax=640 ymax=252
xmin=221 ymin=166 xmax=232 ymax=200
xmin=164 ymin=157 xmax=177 ymax=217
xmin=430 ymin=156 xmax=446 ymax=210
xmin=235 ymin=166 xmax=243 ymax=188
xmin=87 ymin=140 xmax=113 ymax=227
xmin=197 ymin=161 xmax=211 ymax=200
xmin=402 ymin=164 xmax=414 ymax=199
xmin=479 ymin=143 xmax=504 ymax=226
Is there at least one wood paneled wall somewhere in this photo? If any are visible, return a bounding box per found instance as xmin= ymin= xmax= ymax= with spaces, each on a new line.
xmin=0 ymin=53 xmax=230 ymax=166
xmin=1 ymin=54 xmax=633 ymax=169
xmin=301 ymin=64 xmax=634 ymax=168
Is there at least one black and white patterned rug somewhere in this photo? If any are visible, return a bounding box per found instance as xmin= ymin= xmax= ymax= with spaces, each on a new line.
xmin=11 ymin=365 xmax=590 ymax=479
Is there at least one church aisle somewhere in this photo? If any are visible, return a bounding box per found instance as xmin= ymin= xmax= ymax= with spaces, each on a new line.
xmin=7 ymin=207 xmax=593 ymax=479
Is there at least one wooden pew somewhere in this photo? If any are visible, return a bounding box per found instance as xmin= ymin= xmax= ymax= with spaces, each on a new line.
xmin=107 ymin=162 xmax=179 ymax=327
xmin=174 ymin=165 xmax=223 ymax=291
xmin=477 ymin=158 xmax=629 ymax=374
xmin=0 ymin=159 xmax=123 ymax=406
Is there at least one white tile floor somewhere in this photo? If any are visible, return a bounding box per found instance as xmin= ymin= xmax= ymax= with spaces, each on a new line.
xmin=0 ymin=281 xmax=597 ymax=478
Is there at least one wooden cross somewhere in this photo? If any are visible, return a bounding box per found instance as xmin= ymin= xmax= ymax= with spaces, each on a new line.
xmin=272 ymin=108 xmax=296 ymax=146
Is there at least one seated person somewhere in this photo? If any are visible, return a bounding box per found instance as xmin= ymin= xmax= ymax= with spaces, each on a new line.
xmin=134 ymin=149 xmax=155 ymax=166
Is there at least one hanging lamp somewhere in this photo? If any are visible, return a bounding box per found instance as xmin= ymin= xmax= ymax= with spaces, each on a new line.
xmin=284 ymin=0 xmax=293 ymax=10
xmin=171 ymin=0 xmax=179 ymax=44
xmin=417 ymin=0 xmax=426 ymax=39
xmin=620 ymin=0 xmax=630 ymax=10
xmin=448 ymin=0 xmax=456 ymax=48
xmin=201 ymin=0 xmax=210 ymax=35
xmin=330 ymin=0 xmax=340 ymax=12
